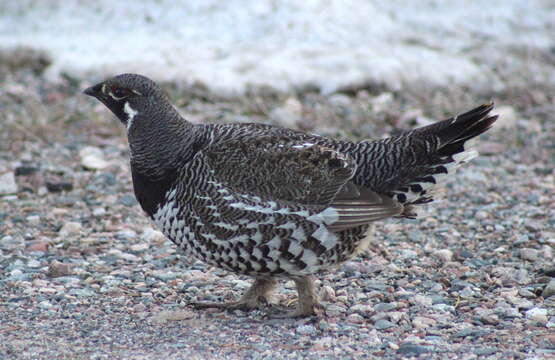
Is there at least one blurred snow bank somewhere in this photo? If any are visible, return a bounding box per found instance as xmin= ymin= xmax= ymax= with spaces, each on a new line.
xmin=1 ymin=0 xmax=553 ymax=94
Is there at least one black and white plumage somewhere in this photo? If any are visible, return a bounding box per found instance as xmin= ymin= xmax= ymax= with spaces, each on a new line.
xmin=84 ymin=74 xmax=497 ymax=317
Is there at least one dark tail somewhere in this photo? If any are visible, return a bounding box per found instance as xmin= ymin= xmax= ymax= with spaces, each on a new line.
xmin=385 ymin=102 xmax=498 ymax=211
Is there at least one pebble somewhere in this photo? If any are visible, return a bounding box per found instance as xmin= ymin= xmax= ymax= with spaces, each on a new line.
xmin=26 ymin=215 xmax=40 ymax=225
xmin=296 ymin=324 xmax=317 ymax=335
xmin=320 ymin=285 xmax=336 ymax=302
xmin=411 ymin=295 xmax=432 ymax=307
xmin=432 ymin=249 xmax=453 ymax=262
xmin=48 ymin=261 xmax=73 ymax=277
xmin=151 ymin=270 xmax=178 ymax=282
xmin=374 ymin=302 xmax=397 ymax=312
xmin=349 ymin=304 xmax=373 ymax=315
xmin=38 ymin=300 xmax=54 ymax=310
xmin=92 ymin=207 xmax=106 ymax=216
xmin=525 ymin=307 xmax=548 ymax=323
xmin=519 ymin=248 xmax=539 ymax=262
xmin=270 ymin=97 xmax=303 ymax=128
xmin=116 ymin=229 xmax=137 ymax=240
xmin=492 ymin=105 xmax=517 ymax=130
xmin=542 ymin=279 xmax=555 ymax=299
xmin=118 ymin=194 xmax=138 ymax=206
xmin=26 ymin=240 xmax=49 ymax=252
xmin=0 ymin=172 xmax=18 ymax=194
xmin=397 ymin=343 xmax=430 ymax=356
xmin=58 ymin=221 xmax=82 ymax=237
xmin=142 ymin=228 xmax=166 ymax=243
xmin=45 ymin=179 xmax=73 ymax=192
xmin=374 ymin=319 xmax=395 ymax=330
xmin=412 ymin=316 xmax=437 ymax=329
xmin=79 ymin=146 xmax=109 ymax=170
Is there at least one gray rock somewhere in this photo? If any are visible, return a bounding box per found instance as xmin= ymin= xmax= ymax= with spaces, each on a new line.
xmin=0 ymin=172 xmax=17 ymax=194
xmin=374 ymin=302 xmax=397 ymax=312
xmin=59 ymin=221 xmax=82 ymax=237
xmin=79 ymin=146 xmax=109 ymax=170
xmin=296 ymin=324 xmax=317 ymax=335
xmin=118 ymin=194 xmax=138 ymax=207
xmin=542 ymin=278 xmax=555 ymax=298
xmin=374 ymin=319 xmax=395 ymax=330
xmin=519 ymin=248 xmax=539 ymax=262
xmin=525 ymin=307 xmax=548 ymax=323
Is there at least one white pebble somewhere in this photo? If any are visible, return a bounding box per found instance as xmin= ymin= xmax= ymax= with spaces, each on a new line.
xmin=59 ymin=221 xmax=82 ymax=237
xmin=525 ymin=307 xmax=548 ymax=323
xmin=0 ymin=172 xmax=17 ymax=195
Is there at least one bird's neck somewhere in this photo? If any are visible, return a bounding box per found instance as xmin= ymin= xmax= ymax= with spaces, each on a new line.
xmin=128 ymin=106 xmax=202 ymax=179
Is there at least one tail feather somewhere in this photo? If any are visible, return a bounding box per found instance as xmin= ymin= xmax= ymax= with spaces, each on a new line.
xmin=386 ymin=102 xmax=498 ymax=210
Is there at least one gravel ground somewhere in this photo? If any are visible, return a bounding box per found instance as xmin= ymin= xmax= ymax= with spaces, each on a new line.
xmin=1 ymin=62 xmax=554 ymax=359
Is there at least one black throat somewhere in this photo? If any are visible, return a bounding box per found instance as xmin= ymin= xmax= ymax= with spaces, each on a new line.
xmin=131 ymin=167 xmax=178 ymax=218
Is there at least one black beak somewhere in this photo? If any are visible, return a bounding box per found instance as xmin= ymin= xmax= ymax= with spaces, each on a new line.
xmin=83 ymin=83 xmax=103 ymax=97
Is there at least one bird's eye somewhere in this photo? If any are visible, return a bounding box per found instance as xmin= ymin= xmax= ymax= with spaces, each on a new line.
xmin=110 ymin=86 xmax=131 ymax=100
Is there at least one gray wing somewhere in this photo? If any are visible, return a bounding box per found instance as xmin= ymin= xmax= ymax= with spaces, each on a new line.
xmin=202 ymin=136 xmax=402 ymax=230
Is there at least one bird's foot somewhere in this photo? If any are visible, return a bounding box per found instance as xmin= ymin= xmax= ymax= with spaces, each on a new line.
xmin=267 ymin=276 xmax=325 ymax=318
xmin=190 ymin=277 xmax=277 ymax=312
xmin=268 ymin=300 xmax=326 ymax=318
xmin=190 ymin=297 xmax=270 ymax=311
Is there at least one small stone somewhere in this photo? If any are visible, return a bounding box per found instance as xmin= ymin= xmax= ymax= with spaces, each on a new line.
xmin=412 ymin=316 xmax=436 ymax=329
xmin=397 ymin=343 xmax=430 ymax=356
xmin=519 ymin=248 xmax=539 ymax=262
xmin=79 ymin=146 xmax=109 ymax=170
xmin=15 ymin=165 xmax=39 ymax=176
xmin=27 ymin=259 xmax=41 ymax=268
xmin=270 ymin=97 xmax=303 ymax=128
xmin=473 ymin=347 xmax=498 ymax=356
xmin=38 ymin=300 xmax=53 ymax=310
xmin=25 ymin=215 xmax=40 ymax=226
xmin=374 ymin=319 xmax=395 ymax=330
xmin=46 ymin=179 xmax=73 ymax=192
xmin=152 ymin=310 xmax=195 ymax=324
xmin=399 ymin=249 xmax=418 ymax=259
xmin=541 ymin=245 xmax=553 ymax=259
xmin=350 ymin=304 xmax=373 ymax=315
xmin=492 ymin=105 xmax=517 ymax=130
xmin=59 ymin=221 xmax=82 ymax=237
xmin=48 ymin=261 xmax=73 ymax=277
xmin=0 ymin=172 xmax=17 ymax=194
xmin=411 ymin=295 xmax=432 ymax=307
xmin=374 ymin=302 xmax=397 ymax=312
xmin=119 ymin=253 xmax=139 ymax=262
xmin=130 ymin=243 xmax=149 ymax=252
xmin=328 ymin=94 xmax=352 ymax=107
xmin=370 ymin=92 xmax=394 ymax=113
xmin=142 ymin=228 xmax=166 ymax=243
xmin=542 ymin=279 xmax=555 ymax=299
xmin=320 ymin=285 xmax=335 ymax=302
xmin=460 ymin=287 xmax=476 ymax=298
xmin=525 ymin=307 xmax=548 ymax=323
xmin=296 ymin=324 xmax=317 ymax=335
xmin=116 ymin=229 xmax=137 ymax=240
xmin=151 ymin=270 xmax=177 ymax=282
xmin=26 ymin=240 xmax=49 ymax=252
xmin=432 ymin=249 xmax=453 ymax=262
xmin=347 ymin=313 xmax=365 ymax=324
xmin=118 ymin=194 xmax=138 ymax=207
xmin=92 ymin=207 xmax=106 ymax=216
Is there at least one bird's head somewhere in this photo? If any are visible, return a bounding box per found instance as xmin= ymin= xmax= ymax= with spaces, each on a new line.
xmin=83 ymin=73 xmax=166 ymax=130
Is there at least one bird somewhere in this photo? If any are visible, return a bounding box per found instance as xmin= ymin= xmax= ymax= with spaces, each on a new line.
xmin=84 ymin=73 xmax=497 ymax=317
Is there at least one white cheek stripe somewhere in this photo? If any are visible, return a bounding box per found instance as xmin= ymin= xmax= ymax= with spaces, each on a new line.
xmin=124 ymin=102 xmax=138 ymax=131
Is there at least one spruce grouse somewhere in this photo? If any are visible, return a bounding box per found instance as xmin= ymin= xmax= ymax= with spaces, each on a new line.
xmin=84 ymin=74 xmax=497 ymax=317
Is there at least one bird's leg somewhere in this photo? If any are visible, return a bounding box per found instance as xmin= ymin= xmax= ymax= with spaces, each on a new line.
xmin=273 ymin=276 xmax=324 ymax=318
xmin=191 ymin=277 xmax=277 ymax=311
